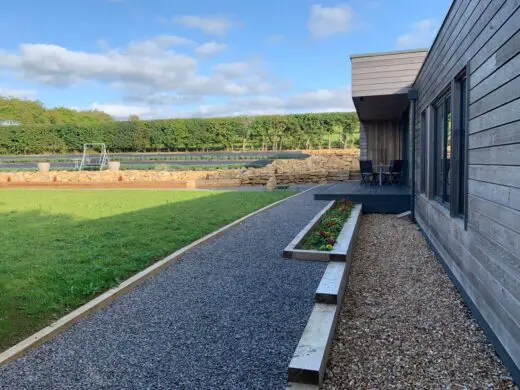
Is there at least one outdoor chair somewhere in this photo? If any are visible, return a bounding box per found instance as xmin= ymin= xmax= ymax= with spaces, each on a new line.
xmin=382 ymin=159 xmax=404 ymax=184
xmin=359 ymin=160 xmax=378 ymax=185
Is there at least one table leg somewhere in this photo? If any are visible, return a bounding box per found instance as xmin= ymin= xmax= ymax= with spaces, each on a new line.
xmin=379 ymin=166 xmax=382 ymax=186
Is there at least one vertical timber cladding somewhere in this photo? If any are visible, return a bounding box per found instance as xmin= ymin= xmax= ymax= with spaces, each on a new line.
xmin=362 ymin=119 xmax=402 ymax=166
xmin=413 ymin=0 xmax=520 ymax=381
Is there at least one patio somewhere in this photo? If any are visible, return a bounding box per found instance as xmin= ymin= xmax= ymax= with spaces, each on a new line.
xmin=314 ymin=181 xmax=410 ymax=213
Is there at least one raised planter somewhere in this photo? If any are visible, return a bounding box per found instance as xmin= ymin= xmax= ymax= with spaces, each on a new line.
xmin=286 ymin=201 xmax=363 ymax=389
xmin=283 ymin=202 xmax=362 ymax=262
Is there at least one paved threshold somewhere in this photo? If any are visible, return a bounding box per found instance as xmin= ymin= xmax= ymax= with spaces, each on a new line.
xmin=0 ymin=189 xmax=328 ymax=390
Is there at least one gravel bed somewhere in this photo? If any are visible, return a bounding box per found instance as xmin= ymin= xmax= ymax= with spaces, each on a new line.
xmin=0 ymin=189 xmax=328 ymax=390
xmin=323 ymin=214 xmax=517 ymax=389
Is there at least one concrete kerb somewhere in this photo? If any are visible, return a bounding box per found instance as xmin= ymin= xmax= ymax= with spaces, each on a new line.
xmin=286 ymin=203 xmax=362 ymax=388
xmin=0 ymin=184 xmax=322 ymax=366
xmin=282 ymin=200 xmax=335 ymax=260
xmin=283 ymin=203 xmax=362 ymax=263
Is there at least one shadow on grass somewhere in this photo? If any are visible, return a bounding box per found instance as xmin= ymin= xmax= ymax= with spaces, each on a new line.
xmin=0 ymin=190 xmax=291 ymax=350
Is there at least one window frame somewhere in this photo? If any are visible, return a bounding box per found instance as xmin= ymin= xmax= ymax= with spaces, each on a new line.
xmin=433 ymin=88 xmax=451 ymax=208
xmin=426 ymin=66 xmax=468 ymax=222
xmin=451 ymin=68 xmax=468 ymax=219
xmin=419 ymin=110 xmax=427 ymax=194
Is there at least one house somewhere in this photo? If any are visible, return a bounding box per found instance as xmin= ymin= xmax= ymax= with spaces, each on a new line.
xmin=317 ymin=0 xmax=520 ymax=382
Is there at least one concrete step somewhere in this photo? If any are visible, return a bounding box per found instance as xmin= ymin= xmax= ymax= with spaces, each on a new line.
xmin=315 ymin=262 xmax=349 ymax=305
xmin=287 ymin=303 xmax=338 ymax=386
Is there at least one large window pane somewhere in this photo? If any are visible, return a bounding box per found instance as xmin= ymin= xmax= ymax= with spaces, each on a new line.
xmin=444 ymin=97 xmax=452 ymax=203
xmin=420 ymin=111 xmax=427 ymax=194
xmin=458 ymin=78 xmax=467 ymax=215
xmin=434 ymin=104 xmax=444 ymax=198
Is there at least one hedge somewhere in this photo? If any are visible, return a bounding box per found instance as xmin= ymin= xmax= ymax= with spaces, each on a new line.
xmin=0 ymin=112 xmax=359 ymax=154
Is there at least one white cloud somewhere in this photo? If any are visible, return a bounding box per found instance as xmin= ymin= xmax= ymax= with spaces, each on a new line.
xmin=90 ymin=102 xmax=151 ymax=118
xmin=308 ymin=4 xmax=358 ymax=39
xmin=0 ymin=35 xmax=354 ymax=120
xmin=125 ymin=35 xmax=196 ymax=56
xmin=87 ymin=86 xmax=354 ymax=119
xmin=266 ymin=34 xmax=285 ymax=44
xmin=173 ymin=15 xmax=233 ymax=36
xmin=396 ymin=19 xmax=437 ymax=49
xmin=194 ymin=41 xmax=227 ymax=57
xmin=124 ymin=93 xmax=201 ymax=105
xmin=213 ymin=60 xmax=261 ymax=78
xmin=180 ymin=86 xmax=355 ymax=117
xmin=0 ymin=88 xmax=37 ymax=99
xmin=0 ymin=41 xmax=195 ymax=88
xmin=0 ymin=37 xmax=270 ymax=99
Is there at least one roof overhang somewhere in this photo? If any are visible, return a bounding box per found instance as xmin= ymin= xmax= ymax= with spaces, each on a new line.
xmin=350 ymin=49 xmax=427 ymax=121
xmin=353 ymin=94 xmax=410 ymax=121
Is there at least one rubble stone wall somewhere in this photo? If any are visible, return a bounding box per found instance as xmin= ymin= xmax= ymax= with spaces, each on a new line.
xmin=0 ymin=154 xmax=360 ymax=187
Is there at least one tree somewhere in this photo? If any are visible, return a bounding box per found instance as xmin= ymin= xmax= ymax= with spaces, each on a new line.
xmin=338 ymin=113 xmax=359 ymax=149
xmin=128 ymin=114 xmax=140 ymax=121
xmin=0 ymin=110 xmax=361 ymax=154
xmin=236 ymin=116 xmax=254 ymax=151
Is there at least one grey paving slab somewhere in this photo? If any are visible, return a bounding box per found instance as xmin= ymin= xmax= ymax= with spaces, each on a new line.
xmin=0 ymin=188 xmax=328 ymax=390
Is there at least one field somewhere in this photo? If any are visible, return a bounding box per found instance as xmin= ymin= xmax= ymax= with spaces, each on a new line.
xmin=0 ymin=151 xmax=308 ymax=171
xmin=0 ymin=189 xmax=293 ymax=350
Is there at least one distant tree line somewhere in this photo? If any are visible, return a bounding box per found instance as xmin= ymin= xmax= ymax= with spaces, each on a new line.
xmin=0 ymin=97 xmax=359 ymax=154
xmin=0 ymin=97 xmax=113 ymax=125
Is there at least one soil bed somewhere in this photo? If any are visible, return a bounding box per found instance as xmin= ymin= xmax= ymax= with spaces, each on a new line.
xmin=323 ymin=214 xmax=517 ymax=389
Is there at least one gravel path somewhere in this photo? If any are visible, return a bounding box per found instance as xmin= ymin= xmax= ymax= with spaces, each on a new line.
xmin=0 ymin=189 xmax=328 ymax=390
xmin=323 ymin=214 xmax=517 ymax=389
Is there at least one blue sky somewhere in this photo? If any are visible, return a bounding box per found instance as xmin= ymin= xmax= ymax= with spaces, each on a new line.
xmin=0 ymin=0 xmax=452 ymax=119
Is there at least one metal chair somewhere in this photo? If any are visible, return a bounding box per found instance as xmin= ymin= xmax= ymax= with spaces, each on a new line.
xmin=360 ymin=160 xmax=378 ymax=185
xmin=382 ymin=159 xmax=404 ymax=184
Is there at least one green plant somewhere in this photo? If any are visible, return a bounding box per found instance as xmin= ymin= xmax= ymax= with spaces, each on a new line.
xmin=0 ymin=112 xmax=360 ymax=154
xmin=299 ymin=199 xmax=355 ymax=251
xmin=154 ymin=164 xmax=170 ymax=171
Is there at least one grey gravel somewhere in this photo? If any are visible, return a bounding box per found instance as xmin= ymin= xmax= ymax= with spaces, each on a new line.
xmin=323 ymin=214 xmax=518 ymax=389
xmin=0 ymin=188 xmax=328 ymax=390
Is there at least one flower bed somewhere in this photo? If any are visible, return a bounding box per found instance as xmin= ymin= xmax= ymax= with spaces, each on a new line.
xmin=298 ymin=199 xmax=355 ymax=251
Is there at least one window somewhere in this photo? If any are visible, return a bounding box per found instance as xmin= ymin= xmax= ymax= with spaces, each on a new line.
xmin=433 ymin=92 xmax=451 ymax=206
xmin=429 ymin=67 xmax=468 ymax=219
xmin=444 ymin=97 xmax=452 ymax=204
xmin=420 ymin=111 xmax=427 ymax=194
xmin=456 ymin=72 xmax=467 ymax=217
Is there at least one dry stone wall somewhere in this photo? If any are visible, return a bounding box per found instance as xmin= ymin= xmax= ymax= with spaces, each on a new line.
xmin=0 ymin=154 xmax=360 ymax=188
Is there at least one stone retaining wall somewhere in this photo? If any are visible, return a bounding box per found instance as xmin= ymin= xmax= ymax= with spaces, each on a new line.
xmin=0 ymin=155 xmax=360 ymax=188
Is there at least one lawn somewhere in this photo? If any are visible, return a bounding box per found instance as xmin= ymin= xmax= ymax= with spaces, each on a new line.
xmin=0 ymin=189 xmax=293 ymax=350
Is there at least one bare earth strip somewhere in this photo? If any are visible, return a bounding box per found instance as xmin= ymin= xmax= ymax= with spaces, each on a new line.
xmin=323 ymin=214 xmax=517 ymax=389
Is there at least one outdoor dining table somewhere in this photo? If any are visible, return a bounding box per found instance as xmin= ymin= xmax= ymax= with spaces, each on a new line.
xmin=377 ymin=164 xmax=392 ymax=186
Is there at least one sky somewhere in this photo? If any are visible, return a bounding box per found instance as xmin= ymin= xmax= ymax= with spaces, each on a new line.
xmin=0 ymin=0 xmax=452 ymax=119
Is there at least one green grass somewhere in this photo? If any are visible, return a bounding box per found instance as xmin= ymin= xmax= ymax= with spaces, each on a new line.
xmin=0 ymin=189 xmax=293 ymax=350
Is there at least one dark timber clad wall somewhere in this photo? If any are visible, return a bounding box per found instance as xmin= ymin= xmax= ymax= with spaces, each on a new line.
xmin=362 ymin=119 xmax=403 ymax=166
xmin=413 ymin=0 xmax=520 ymax=379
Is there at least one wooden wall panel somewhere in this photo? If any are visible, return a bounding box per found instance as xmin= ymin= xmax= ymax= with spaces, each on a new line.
xmin=412 ymin=0 xmax=520 ymax=380
xmin=362 ymin=120 xmax=402 ymax=166
xmin=351 ymin=50 xmax=427 ymax=97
